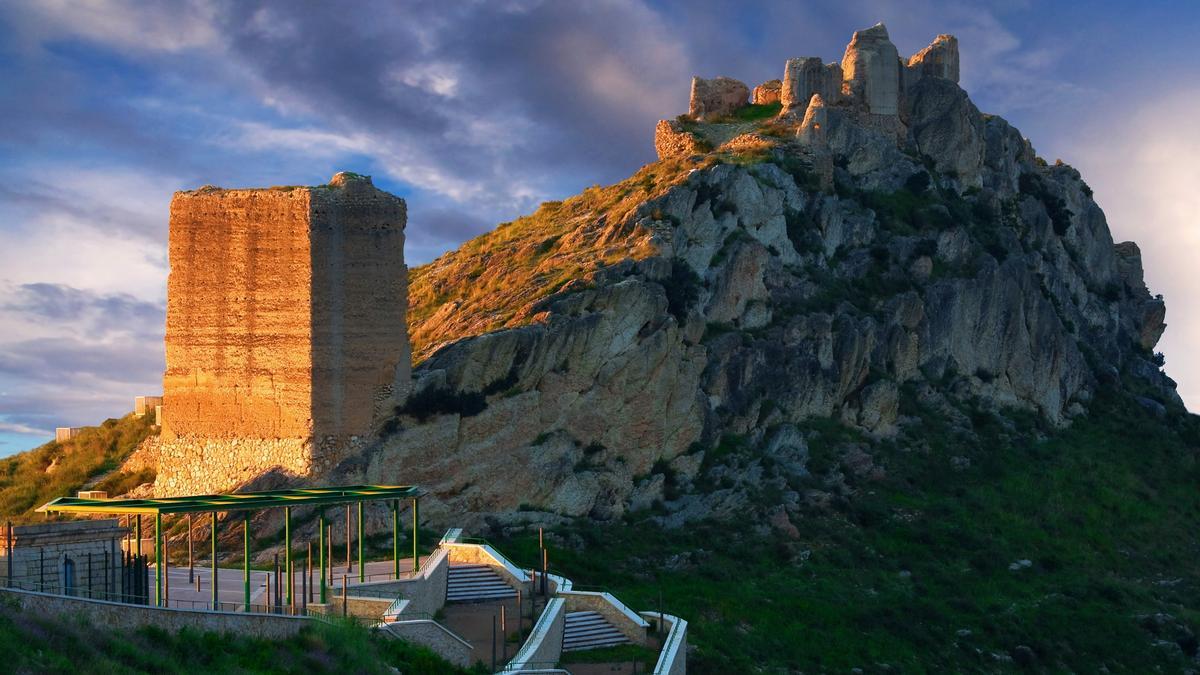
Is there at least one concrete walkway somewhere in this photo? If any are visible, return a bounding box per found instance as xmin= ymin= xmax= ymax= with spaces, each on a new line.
xmin=150 ymin=555 xmax=432 ymax=612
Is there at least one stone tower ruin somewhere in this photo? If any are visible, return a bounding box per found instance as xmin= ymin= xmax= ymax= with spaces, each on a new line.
xmin=154 ymin=172 xmax=410 ymax=496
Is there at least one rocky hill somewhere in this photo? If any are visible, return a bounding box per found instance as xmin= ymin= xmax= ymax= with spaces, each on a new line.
xmin=346 ymin=24 xmax=1183 ymax=530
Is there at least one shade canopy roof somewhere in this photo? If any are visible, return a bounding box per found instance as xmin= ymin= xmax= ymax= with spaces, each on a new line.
xmin=37 ymin=484 xmax=424 ymax=516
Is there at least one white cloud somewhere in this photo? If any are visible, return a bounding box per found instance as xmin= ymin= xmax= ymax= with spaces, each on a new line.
xmin=1073 ymin=89 xmax=1200 ymax=411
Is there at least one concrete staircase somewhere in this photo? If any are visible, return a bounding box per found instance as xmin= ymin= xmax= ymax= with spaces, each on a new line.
xmin=562 ymin=611 xmax=630 ymax=652
xmin=446 ymin=564 xmax=517 ymax=603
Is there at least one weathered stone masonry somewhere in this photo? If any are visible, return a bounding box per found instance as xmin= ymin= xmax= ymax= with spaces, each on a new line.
xmin=156 ymin=172 xmax=410 ymax=496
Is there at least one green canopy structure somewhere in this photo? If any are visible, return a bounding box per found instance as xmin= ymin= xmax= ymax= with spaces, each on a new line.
xmin=38 ymin=485 xmax=425 ymax=611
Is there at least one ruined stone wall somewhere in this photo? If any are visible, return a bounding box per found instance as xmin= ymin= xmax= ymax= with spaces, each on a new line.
xmin=309 ymin=180 xmax=410 ymax=447
xmin=157 ymin=173 xmax=408 ymax=496
xmin=163 ymin=187 xmax=315 ymax=440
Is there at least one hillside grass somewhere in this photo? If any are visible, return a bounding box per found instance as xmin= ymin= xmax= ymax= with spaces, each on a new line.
xmin=407 ymin=156 xmax=713 ymax=362
xmin=0 ymin=414 xmax=157 ymax=523
xmin=494 ymin=388 xmax=1200 ymax=672
xmin=0 ymin=597 xmax=475 ymax=674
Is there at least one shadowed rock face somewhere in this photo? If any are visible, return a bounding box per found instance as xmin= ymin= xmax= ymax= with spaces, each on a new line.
xmin=297 ymin=26 xmax=1179 ymax=528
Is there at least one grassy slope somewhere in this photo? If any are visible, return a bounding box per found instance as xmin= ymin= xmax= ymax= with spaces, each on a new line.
xmin=0 ymin=600 xmax=474 ymax=674
xmin=0 ymin=414 xmax=157 ymax=522
xmin=493 ymin=387 xmax=1200 ymax=672
xmin=407 ymin=156 xmax=711 ymax=362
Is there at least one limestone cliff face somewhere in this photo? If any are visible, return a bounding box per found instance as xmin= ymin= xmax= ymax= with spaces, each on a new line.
xmin=336 ymin=26 xmax=1177 ymax=526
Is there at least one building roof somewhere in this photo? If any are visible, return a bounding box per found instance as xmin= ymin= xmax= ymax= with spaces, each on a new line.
xmin=36 ymin=484 xmax=424 ymax=515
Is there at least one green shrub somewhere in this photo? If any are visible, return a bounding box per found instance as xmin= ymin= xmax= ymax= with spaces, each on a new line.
xmin=396 ymin=387 xmax=486 ymax=422
xmin=661 ymin=259 xmax=702 ymax=320
xmin=730 ymin=102 xmax=782 ymax=122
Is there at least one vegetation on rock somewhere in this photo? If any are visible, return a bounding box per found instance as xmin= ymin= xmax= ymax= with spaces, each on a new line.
xmin=493 ymin=386 xmax=1200 ymax=672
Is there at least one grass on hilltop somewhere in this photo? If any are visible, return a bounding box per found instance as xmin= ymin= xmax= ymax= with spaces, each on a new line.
xmin=0 ymin=414 xmax=157 ymax=523
xmin=493 ymin=386 xmax=1200 ymax=672
xmin=406 ymin=156 xmax=714 ymax=362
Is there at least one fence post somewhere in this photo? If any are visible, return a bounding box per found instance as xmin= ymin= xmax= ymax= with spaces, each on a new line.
xmin=341 ymin=574 xmax=348 ymax=617
xmin=319 ymin=513 xmax=327 ymax=604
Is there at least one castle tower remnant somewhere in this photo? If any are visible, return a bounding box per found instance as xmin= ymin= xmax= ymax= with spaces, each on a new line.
xmin=156 ymin=172 xmax=410 ymax=496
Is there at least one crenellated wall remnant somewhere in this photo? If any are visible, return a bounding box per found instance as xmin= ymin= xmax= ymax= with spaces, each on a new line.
xmin=155 ymin=172 xmax=410 ymax=496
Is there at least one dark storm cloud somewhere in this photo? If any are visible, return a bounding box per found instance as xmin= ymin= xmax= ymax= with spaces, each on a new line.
xmin=215 ymin=1 xmax=689 ymax=193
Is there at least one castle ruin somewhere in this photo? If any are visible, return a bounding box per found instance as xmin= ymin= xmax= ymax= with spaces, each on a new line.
xmin=154 ymin=172 xmax=410 ymax=496
xmin=659 ymin=24 xmax=966 ymax=170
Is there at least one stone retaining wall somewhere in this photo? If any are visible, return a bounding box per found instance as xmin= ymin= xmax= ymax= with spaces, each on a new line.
xmin=561 ymin=590 xmax=649 ymax=645
xmin=2 ymin=587 xmax=309 ymax=640
xmin=383 ymin=620 xmax=472 ymax=668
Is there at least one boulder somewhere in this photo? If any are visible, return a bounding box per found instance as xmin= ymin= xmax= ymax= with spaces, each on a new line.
xmin=689 ymin=76 xmax=750 ymax=121
xmin=841 ymin=23 xmax=901 ymax=115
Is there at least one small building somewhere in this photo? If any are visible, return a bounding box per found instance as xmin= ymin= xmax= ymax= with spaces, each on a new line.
xmin=134 ymin=396 xmax=163 ymax=418
xmin=2 ymin=519 xmax=126 ymax=596
xmin=55 ymin=427 xmax=82 ymax=443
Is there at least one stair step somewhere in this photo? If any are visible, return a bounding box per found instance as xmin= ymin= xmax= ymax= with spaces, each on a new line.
xmin=446 ymin=564 xmax=517 ymax=603
xmin=562 ymin=611 xmax=629 ymax=652
xmin=562 ymin=635 xmax=630 ymax=651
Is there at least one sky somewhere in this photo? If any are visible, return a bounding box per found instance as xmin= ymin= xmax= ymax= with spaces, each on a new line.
xmin=0 ymin=0 xmax=1197 ymax=456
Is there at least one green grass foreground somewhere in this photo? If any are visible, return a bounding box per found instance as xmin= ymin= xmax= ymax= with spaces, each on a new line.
xmin=496 ymin=388 xmax=1200 ymax=672
xmin=0 ymin=599 xmax=474 ymax=674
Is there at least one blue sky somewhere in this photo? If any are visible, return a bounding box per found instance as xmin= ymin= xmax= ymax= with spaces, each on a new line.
xmin=0 ymin=1 xmax=1197 ymax=456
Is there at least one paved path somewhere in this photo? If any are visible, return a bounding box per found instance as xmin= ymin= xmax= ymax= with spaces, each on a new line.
xmin=150 ymin=555 xmax=432 ymax=612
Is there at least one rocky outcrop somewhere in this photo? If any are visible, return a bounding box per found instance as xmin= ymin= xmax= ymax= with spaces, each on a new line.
xmin=689 ymin=76 xmax=750 ymax=120
xmin=841 ymin=23 xmax=900 ymax=115
xmin=906 ymin=34 xmax=959 ymax=83
xmin=752 ymin=79 xmax=782 ymax=105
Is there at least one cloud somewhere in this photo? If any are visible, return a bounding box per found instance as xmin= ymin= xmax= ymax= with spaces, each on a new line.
xmin=6 ymin=0 xmax=218 ymax=54
xmin=0 ymin=421 xmax=52 ymax=436
xmin=2 ymin=283 xmax=165 ymax=336
xmin=1072 ymin=89 xmax=1200 ymax=411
